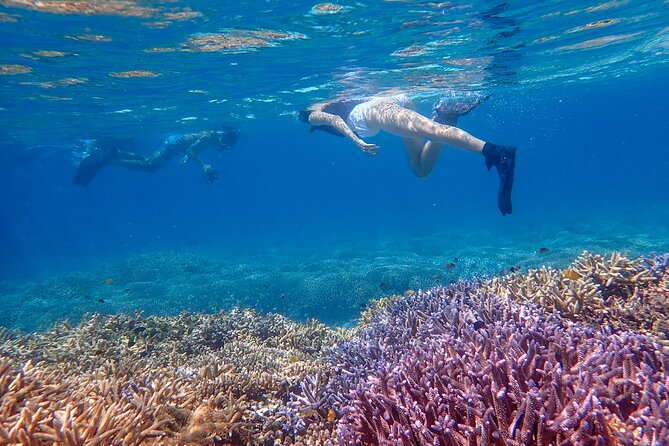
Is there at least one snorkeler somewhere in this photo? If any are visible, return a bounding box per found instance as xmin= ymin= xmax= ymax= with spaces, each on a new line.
xmin=299 ymin=92 xmax=516 ymax=215
xmin=73 ymin=127 xmax=240 ymax=187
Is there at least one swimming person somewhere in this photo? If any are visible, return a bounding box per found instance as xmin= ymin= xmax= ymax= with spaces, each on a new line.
xmin=73 ymin=127 xmax=240 ymax=187
xmin=298 ymin=92 xmax=516 ymax=215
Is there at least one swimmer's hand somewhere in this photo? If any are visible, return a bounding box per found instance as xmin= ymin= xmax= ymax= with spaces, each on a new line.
xmin=357 ymin=141 xmax=380 ymax=156
xmin=203 ymin=164 xmax=218 ymax=183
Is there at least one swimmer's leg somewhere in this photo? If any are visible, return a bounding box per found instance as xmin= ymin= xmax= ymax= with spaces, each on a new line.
xmin=114 ymin=151 xmax=159 ymax=172
xmin=366 ymin=101 xmax=485 ymax=153
xmin=411 ymin=140 xmax=444 ymax=178
xmin=369 ymin=100 xmax=516 ymax=215
xmin=393 ymin=98 xmax=433 ymax=175
xmin=73 ymin=146 xmax=118 ymax=187
xmin=114 ymin=145 xmax=178 ymax=172
xmin=433 ymin=91 xmax=489 ymax=126
xmin=402 ymin=137 xmax=424 ymax=174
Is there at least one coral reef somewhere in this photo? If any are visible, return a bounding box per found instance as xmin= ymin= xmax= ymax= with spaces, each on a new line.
xmin=286 ymin=253 xmax=669 ymax=445
xmin=2 ymin=249 xmax=451 ymax=331
xmin=337 ymin=293 xmax=669 ymax=445
xmin=1 ymin=251 xmax=668 ymax=445
xmin=484 ymin=252 xmax=669 ymax=344
xmin=0 ymin=309 xmax=347 ymax=444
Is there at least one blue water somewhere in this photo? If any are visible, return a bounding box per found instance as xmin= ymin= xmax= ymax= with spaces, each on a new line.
xmin=1 ymin=1 xmax=668 ymax=330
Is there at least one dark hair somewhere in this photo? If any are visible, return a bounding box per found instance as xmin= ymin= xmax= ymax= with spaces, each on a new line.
xmin=298 ymin=110 xmax=312 ymax=123
xmin=216 ymin=126 xmax=240 ymax=149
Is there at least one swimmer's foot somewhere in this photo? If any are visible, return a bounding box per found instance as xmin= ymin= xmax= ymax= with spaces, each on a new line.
xmin=482 ymin=142 xmax=516 ymax=216
xmin=73 ymin=146 xmax=119 ymax=187
xmin=433 ymin=91 xmax=490 ymax=126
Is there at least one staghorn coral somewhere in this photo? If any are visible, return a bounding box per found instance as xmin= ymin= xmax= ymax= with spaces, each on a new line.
xmin=341 ymin=317 xmax=669 ymax=444
xmin=321 ymin=285 xmax=669 ymax=445
xmin=484 ymin=251 xmax=669 ymax=343
xmin=285 ymin=282 xmax=530 ymax=443
xmin=0 ymin=309 xmax=348 ymax=444
xmin=0 ymin=357 xmax=193 ymax=444
xmin=1 ymin=251 xmax=668 ymax=445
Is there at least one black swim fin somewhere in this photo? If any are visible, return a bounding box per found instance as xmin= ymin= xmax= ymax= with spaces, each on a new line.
xmin=482 ymin=142 xmax=516 ymax=216
xmin=73 ymin=146 xmax=118 ymax=187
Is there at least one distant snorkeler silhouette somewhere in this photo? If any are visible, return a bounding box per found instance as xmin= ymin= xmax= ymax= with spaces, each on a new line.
xmin=299 ymin=91 xmax=516 ymax=216
xmin=73 ymin=127 xmax=240 ymax=187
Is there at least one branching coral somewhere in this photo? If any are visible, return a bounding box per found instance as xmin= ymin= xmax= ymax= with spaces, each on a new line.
xmin=0 ymin=309 xmax=347 ymax=444
xmin=1 ymin=251 xmax=668 ymax=445
xmin=331 ymin=287 xmax=669 ymax=445
xmin=0 ymin=358 xmax=191 ymax=444
xmin=484 ymin=252 xmax=669 ymax=342
xmin=343 ymin=321 xmax=668 ymax=445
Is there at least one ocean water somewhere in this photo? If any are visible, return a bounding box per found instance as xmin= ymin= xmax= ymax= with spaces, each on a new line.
xmin=0 ymin=0 xmax=668 ymax=331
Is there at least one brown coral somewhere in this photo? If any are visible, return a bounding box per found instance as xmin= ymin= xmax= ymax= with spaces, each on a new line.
xmin=0 ymin=309 xmax=348 ymax=444
xmin=483 ymin=251 xmax=668 ymax=343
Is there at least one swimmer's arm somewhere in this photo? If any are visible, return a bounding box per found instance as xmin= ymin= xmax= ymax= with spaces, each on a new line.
xmin=308 ymin=111 xmax=379 ymax=155
xmin=183 ymin=136 xmax=211 ymax=171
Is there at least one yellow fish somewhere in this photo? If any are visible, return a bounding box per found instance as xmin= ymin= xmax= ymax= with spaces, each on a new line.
xmin=300 ymin=408 xmax=317 ymax=418
xmin=404 ymin=289 xmax=415 ymax=297
xmin=103 ymin=277 xmax=113 ymax=285
xmin=563 ymin=269 xmax=582 ymax=280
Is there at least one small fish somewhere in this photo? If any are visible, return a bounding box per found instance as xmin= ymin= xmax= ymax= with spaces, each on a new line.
xmin=300 ymin=408 xmax=318 ymax=418
xmin=473 ymin=321 xmax=485 ymax=330
xmin=404 ymin=289 xmax=416 ymax=297
xmin=97 ymin=298 xmax=105 ymax=303
xmin=103 ymin=277 xmax=113 ymax=285
xmin=443 ymin=262 xmax=457 ymax=271
xmin=563 ymin=269 xmax=582 ymax=280
xmin=453 ymin=257 xmax=459 ymax=263
xmin=289 ymin=355 xmax=300 ymax=364
xmin=327 ymin=409 xmax=336 ymax=422
xmin=432 ymin=274 xmax=442 ymax=282
xmin=378 ymin=281 xmax=387 ymax=289
xmin=83 ymin=294 xmax=91 ymax=300
xmin=537 ymin=247 xmax=550 ymax=254
xmin=123 ymin=288 xmax=131 ymax=294
xmin=280 ymin=293 xmax=286 ymax=299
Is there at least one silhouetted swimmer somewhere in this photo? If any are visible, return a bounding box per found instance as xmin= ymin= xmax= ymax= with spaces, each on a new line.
xmin=299 ymin=91 xmax=516 ymax=215
xmin=73 ymin=127 xmax=240 ymax=187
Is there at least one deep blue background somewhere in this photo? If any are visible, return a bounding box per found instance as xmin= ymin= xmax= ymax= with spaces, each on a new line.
xmin=2 ymin=72 xmax=668 ymax=282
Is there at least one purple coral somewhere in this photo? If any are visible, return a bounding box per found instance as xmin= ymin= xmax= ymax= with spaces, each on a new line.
xmin=322 ymin=284 xmax=669 ymax=446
